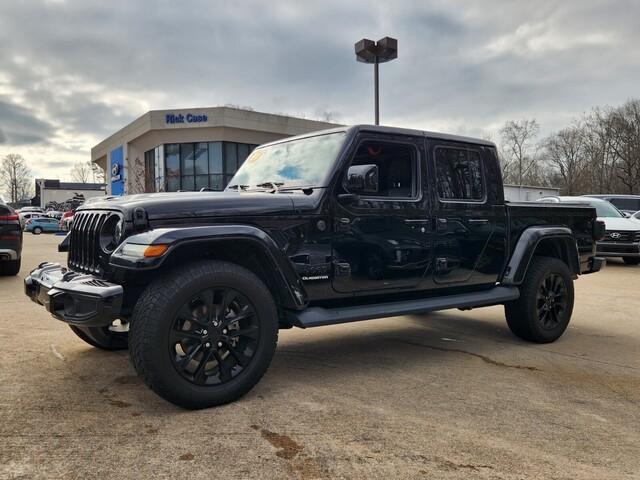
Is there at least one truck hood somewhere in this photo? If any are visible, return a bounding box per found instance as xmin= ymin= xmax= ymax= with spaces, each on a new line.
xmin=79 ymin=191 xmax=297 ymax=221
xmin=599 ymin=216 xmax=640 ymax=231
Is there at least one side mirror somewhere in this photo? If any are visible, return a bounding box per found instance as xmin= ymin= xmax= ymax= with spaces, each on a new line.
xmin=346 ymin=164 xmax=378 ymax=194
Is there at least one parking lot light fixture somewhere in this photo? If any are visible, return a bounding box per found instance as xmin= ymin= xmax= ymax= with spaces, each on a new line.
xmin=355 ymin=36 xmax=398 ymax=125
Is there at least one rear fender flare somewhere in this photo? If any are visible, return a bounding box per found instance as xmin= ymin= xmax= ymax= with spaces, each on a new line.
xmin=502 ymin=226 xmax=580 ymax=285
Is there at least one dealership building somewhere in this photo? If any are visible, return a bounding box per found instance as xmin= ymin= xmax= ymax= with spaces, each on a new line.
xmin=91 ymin=107 xmax=338 ymax=195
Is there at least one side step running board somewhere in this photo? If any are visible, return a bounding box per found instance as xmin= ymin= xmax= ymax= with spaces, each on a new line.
xmin=286 ymin=286 xmax=519 ymax=328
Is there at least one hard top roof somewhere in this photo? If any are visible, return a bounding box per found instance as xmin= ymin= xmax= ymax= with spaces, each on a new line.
xmin=258 ymin=124 xmax=495 ymax=148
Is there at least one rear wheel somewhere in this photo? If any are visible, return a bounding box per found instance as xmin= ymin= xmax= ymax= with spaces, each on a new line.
xmin=505 ymin=256 xmax=574 ymax=343
xmin=623 ymin=257 xmax=640 ymax=265
xmin=0 ymin=258 xmax=21 ymax=276
xmin=32 ymin=227 xmax=43 ymax=235
xmin=129 ymin=261 xmax=278 ymax=409
xmin=69 ymin=322 xmax=129 ymax=350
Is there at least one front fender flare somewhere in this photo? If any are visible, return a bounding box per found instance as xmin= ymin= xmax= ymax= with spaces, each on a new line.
xmin=110 ymin=225 xmax=307 ymax=308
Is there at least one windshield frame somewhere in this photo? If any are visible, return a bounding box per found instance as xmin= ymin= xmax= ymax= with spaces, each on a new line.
xmin=226 ymin=130 xmax=348 ymax=192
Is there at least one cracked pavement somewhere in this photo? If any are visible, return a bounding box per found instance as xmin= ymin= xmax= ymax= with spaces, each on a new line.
xmin=1 ymin=234 xmax=639 ymax=479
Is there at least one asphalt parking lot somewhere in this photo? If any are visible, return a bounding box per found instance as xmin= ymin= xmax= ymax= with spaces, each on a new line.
xmin=1 ymin=234 xmax=639 ymax=479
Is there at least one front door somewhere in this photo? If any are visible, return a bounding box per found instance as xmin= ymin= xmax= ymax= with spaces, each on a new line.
xmin=331 ymin=135 xmax=433 ymax=293
xmin=431 ymin=143 xmax=505 ymax=285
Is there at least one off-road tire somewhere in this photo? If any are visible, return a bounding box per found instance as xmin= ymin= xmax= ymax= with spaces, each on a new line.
xmin=0 ymin=258 xmax=21 ymax=276
xmin=623 ymin=257 xmax=640 ymax=265
xmin=129 ymin=261 xmax=279 ymax=409
xmin=69 ymin=325 xmax=129 ymax=350
xmin=504 ymin=256 xmax=574 ymax=343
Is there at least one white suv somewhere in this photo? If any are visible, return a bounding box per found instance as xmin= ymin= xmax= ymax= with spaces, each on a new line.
xmin=538 ymin=196 xmax=640 ymax=265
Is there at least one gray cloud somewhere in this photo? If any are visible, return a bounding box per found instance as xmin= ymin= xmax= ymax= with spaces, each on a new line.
xmin=0 ymin=0 xmax=640 ymax=179
xmin=0 ymin=99 xmax=55 ymax=145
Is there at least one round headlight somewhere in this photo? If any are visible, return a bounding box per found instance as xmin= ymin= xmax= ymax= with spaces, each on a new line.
xmin=100 ymin=214 xmax=124 ymax=253
xmin=114 ymin=218 xmax=124 ymax=244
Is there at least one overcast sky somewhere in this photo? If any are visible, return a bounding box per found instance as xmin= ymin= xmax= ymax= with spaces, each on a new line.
xmin=1 ymin=0 xmax=639 ymax=181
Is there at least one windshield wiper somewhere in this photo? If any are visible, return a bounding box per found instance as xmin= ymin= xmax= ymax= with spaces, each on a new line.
xmin=227 ymin=184 xmax=249 ymax=191
xmin=255 ymin=181 xmax=284 ymax=192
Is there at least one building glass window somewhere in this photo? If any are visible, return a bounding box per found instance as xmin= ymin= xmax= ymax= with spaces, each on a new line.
xmin=160 ymin=141 xmax=256 ymax=192
xmin=165 ymin=144 xmax=180 ymax=192
xmin=224 ymin=143 xmax=238 ymax=186
xmin=195 ymin=143 xmax=208 ymax=174
xmin=144 ymin=149 xmax=156 ymax=193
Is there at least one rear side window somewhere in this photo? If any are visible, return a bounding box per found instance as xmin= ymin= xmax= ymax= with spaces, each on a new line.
xmin=609 ymin=198 xmax=640 ymax=211
xmin=435 ymin=147 xmax=484 ymax=201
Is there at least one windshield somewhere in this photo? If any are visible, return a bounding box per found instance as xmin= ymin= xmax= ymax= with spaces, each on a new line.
xmin=588 ymin=201 xmax=624 ymax=218
xmin=227 ymin=132 xmax=346 ymax=190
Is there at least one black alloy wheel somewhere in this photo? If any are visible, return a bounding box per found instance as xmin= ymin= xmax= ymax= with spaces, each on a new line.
xmin=535 ymin=273 xmax=568 ymax=331
xmin=129 ymin=260 xmax=279 ymax=409
xmin=504 ymin=256 xmax=574 ymax=343
xmin=169 ymin=287 xmax=260 ymax=386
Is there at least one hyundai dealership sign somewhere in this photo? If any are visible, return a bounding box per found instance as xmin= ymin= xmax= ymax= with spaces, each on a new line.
xmin=110 ymin=146 xmax=125 ymax=195
xmin=165 ymin=113 xmax=208 ymax=124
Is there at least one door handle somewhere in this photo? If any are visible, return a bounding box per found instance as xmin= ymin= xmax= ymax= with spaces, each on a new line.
xmin=468 ymin=218 xmax=489 ymax=224
xmin=436 ymin=218 xmax=448 ymax=232
xmin=404 ymin=219 xmax=430 ymax=224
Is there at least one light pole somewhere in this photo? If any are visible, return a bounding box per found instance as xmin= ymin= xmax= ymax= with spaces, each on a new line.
xmin=354 ymin=37 xmax=398 ymax=125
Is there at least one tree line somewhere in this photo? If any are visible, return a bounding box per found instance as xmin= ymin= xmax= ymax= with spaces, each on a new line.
xmin=497 ymin=98 xmax=640 ymax=195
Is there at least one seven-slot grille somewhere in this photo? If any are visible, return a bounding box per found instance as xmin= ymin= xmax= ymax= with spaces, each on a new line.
xmin=68 ymin=211 xmax=112 ymax=273
xmin=603 ymin=230 xmax=640 ymax=243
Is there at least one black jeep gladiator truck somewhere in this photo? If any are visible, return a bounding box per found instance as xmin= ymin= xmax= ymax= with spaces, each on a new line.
xmin=25 ymin=125 xmax=605 ymax=409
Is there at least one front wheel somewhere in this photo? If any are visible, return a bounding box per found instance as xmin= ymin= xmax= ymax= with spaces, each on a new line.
xmin=623 ymin=257 xmax=640 ymax=265
xmin=129 ymin=261 xmax=278 ymax=409
xmin=32 ymin=227 xmax=43 ymax=235
xmin=505 ymin=256 xmax=574 ymax=343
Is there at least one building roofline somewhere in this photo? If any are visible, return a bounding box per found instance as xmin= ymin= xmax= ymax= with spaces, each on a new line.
xmin=91 ymin=106 xmax=341 ymax=161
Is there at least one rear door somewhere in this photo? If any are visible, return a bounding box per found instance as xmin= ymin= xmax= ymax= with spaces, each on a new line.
xmin=430 ymin=142 xmax=507 ymax=286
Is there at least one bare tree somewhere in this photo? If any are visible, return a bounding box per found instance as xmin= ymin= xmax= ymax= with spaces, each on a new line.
xmin=608 ymin=99 xmax=640 ymax=194
xmin=129 ymin=155 xmax=146 ymax=194
xmin=70 ymin=161 xmax=92 ymax=183
xmin=499 ymin=119 xmax=541 ymax=185
xmin=544 ymin=126 xmax=586 ymax=195
xmin=0 ymin=154 xmax=32 ymax=204
xmin=90 ymin=162 xmax=106 ymax=184
xmin=581 ymin=108 xmax=617 ymax=193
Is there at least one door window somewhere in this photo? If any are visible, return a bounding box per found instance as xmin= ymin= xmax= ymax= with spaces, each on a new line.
xmin=435 ymin=147 xmax=484 ymax=201
xmin=347 ymin=140 xmax=419 ymax=199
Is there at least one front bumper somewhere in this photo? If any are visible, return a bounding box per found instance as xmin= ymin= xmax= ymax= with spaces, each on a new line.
xmin=24 ymin=263 xmax=123 ymax=326
xmin=596 ymin=241 xmax=640 ymax=258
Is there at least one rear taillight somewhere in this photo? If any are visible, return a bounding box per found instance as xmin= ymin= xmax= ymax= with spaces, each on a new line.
xmin=0 ymin=214 xmax=19 ymax=221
